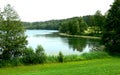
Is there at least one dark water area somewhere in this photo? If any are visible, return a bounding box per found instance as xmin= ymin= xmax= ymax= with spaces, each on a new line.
xmin=26 ymin=30 xmax=100 ymax=55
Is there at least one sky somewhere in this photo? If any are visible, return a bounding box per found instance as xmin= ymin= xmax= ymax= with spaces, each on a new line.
xmin=0 ymin=0 xmax=114 ymax=22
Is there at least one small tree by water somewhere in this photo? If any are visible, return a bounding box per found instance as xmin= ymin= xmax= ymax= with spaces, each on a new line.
xmin=22 ymin=45 xmax=47 ymax=64
xmin=22 ymin=47 xmax=36 ymax=64
xmin=58 ymin=51 xmax=64 ymax=63
xmin=35 ymin=45 xmax=46 ymax=63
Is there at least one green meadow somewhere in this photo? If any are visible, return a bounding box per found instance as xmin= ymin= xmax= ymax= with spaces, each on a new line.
xmin=1 ymin=57 xmax=120 ymax=75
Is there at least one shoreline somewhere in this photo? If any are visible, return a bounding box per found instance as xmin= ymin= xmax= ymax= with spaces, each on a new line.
xmin=59 ymin=33 xmax=101 ymax=39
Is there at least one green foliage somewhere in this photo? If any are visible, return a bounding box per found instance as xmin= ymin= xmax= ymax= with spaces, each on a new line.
xmin=35 ymin=45 xmax=46 ymax=63
xmin=22 ymin=47 xmax=36 ymax=64
xmin=59 ymin=12 xmax=104 ymax=36
xmin=46 ymin=51 xmax=109 ymax=63
xmin=83 ymin=11 xmax=105 ymax=36
xmin=23 ymin=20 xmax=62 ymax=30
xmin=0 ymin=4 xmax=27 ymax=60
xmin=0 ymin=58 xmax=23 ymax=67
xmin=94 ymin=10 xmax=105 ymax=33
xmin=59 ymin=20 xmax=69 ymax=33
xmin=64 ymin=55 xmax=82 ymax=62
xmin=59 ymin=17 xmax=87 ymax=35
xmin=102 ymin=0 xmax=120 ymax=55
xmin=22 ymin=45 xmax=46 ymax=64
xmin=0 ymin=50 xmax=109 ymax=67
xmin=81 ymin=52 xmax=109 ymax=60
xmin=46 ymin=56 xmax=58 ymax=63
xmin=58 ymin=51 xmax=64 ymax=63
xmin=23 ymin=10 xmax=104 ymax=37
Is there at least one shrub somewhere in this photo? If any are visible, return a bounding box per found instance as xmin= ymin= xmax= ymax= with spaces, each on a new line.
xmin=10 ymin=58 xmax=23 ymax=66
xmin=0 ymin=57 xmax=23 ymax=67
xmin=22 ymin=47 xmax=36 ymax=64
xmin=35 ymin=45 xmax=47 ymax=64
xmin=58 ymin=51 xmax=64 ymax=63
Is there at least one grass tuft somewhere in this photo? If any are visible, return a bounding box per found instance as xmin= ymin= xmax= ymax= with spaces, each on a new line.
xmin=81 ymin=51 xmax=110 ymax=60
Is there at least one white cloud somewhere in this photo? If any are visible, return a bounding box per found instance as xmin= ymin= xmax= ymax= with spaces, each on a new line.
xmin=0 ymin=0 xmax=114 ymax=22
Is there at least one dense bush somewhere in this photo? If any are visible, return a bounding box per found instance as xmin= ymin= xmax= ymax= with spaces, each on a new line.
xmin=22 ymin=47 xmax=36 ymax=64
xmin=22 ymin=45 xmax=46 ymax=64
xmin=58 ymin=51 xmax=64 ymax=63
xmin=0 ymin=58 xmax=23 ymax=67
xmin=35 ymin=45 xmax=47 ymax=63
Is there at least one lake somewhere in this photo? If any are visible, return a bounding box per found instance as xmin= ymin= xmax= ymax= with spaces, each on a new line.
xmin=26 ymin=30 xmax=100 ymax=55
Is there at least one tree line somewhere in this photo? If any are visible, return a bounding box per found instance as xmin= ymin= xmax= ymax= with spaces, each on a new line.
xmin=23 ymin=10 xmax=105 ymax=36
xmin=23 ymin=20 xmax=62 ymax=30
xmin=59 ymin=10 xmax=105 ymax=36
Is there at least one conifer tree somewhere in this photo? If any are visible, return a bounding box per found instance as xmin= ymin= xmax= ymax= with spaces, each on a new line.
xmin=102 ymin=0 xmax=120 ymax=55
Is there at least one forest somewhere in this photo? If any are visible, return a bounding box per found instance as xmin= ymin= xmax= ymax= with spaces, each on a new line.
xmin=23 ymin=10 xmax=105 ymax=36
xmin=23 ymin=19 xmax=62 ymax=30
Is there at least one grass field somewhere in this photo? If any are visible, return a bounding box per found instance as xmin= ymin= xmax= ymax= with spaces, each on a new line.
xmin=0 ymin=57 xmax=120 ymax=75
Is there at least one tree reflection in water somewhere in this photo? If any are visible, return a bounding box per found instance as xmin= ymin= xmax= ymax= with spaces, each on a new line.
xmin=68 ymin=37 xmax=100 ymax=52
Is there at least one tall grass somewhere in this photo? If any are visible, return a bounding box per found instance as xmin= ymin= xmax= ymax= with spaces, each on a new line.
xmin=64 ymin=51 xmax=110 ymax=62
xmin=81 ymin=51 xmax=110 ymax=60
xmin=46 ymin=56 xmax=58 ymax=63
xmin=46 ymin=51 xmax=110 ymax=63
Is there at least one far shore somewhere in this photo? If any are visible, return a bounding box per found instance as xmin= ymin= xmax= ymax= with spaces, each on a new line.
xmin=59 ymin=33 xmax=101 ymax=39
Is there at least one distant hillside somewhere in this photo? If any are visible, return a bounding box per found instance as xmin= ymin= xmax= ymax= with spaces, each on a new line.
xmin=22 ymin=19 xmax=63 ymax=30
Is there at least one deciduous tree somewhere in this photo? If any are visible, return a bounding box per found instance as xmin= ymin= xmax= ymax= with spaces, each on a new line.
xmin=0 ymin=4 xmax=27 ymax=60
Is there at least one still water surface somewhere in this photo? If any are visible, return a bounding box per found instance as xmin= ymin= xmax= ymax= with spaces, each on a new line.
xmin=26 ymin=30 xmax=100 ymax=55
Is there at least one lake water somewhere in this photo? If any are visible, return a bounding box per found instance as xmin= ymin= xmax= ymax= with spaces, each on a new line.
xmin=26 ymin=30 xmax=100 ymax=55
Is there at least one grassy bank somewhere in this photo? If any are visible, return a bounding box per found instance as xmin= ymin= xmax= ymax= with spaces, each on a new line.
xmin=0 ymin=57 xmax=120 ymax=75
xmin=0 ymin=52 xmax=109 ymax=67
xmin=59 ymin=33 xmax=101 ymax=39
